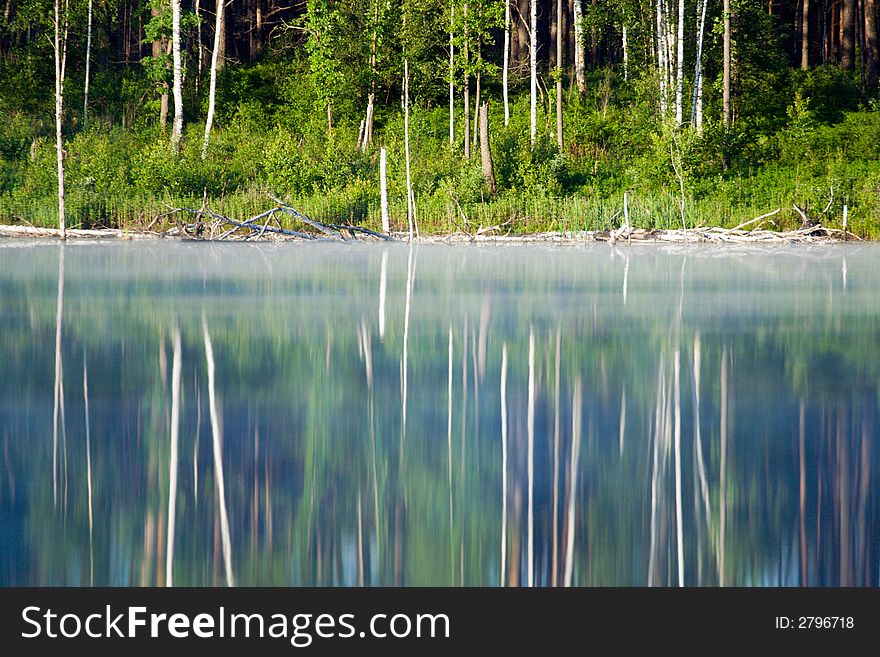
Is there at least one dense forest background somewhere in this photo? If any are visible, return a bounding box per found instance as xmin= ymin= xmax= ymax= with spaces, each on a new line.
xmin=1 ymin=0 xmax=879 ymax=235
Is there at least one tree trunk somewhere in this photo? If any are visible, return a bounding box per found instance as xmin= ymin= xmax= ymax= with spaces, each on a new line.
xmin=171 ymin=0 xmax=183 ymax=151
xmin=657 ymin=0 xmax=668 ymax=117
xmin=473 ymin=69 xmax=481 ymax=149
xmin=556 ymin=0 xmax=563 ymax=149
xmin=692 ymin=0 xmax=708 ymax=131
xmin=841 ymin=0 xmax=855 ymax=68
xmin=574 ymin=0 xmax=587 ymax=94
xmin=54 ymin=0 xmax=67 ymax=238
xmin=503 ymin=0 xmax=510 ymax=125
xmin=676 ymin=0 xmax=684 ymax=125
xmin=84 ymin=0 xmax=92 ymax=128
xmin=801 ymin=0 xmax=810 ymax=69
xmin=464 ymin=2 xmax=470 ymax=159
xmin=202 ymin=0 xmax=225 ymax=159
xmin=867 ymin=0 xmax=879 ymax=88
xmin=404 ymin=59 xmax=415 ymax=241
xmin=195 ymin=0 xmax=203 ymax=94
xmin=518 ymin=0 xmax=528 ymax=67
xmin=479 ymin=102 xmax=496 ymax=194
xmin=253 ymin=0 xmax=264 ymax=58
xmin=530 ymin=0 xmax=537 ymax=144
xmin=723 ymin=0 xmax=731 ymax=128
xmin=450 ymin=1 xmax=455 ymax=146
xmin=152 ymin=6 xmax=169 ymax=130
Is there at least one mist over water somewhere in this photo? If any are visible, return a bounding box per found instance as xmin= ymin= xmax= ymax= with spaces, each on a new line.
xmin=0 ymin=240 xmax=877 ymax=586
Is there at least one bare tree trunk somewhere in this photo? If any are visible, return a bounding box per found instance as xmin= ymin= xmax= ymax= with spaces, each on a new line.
xmin=152 ymin=6 xmax=169 ymax=129
xmin=841 ymin=0 xmax=855 ymax=69
xmin=622 ymin=24 xmax=629 ymax=81
xmin=503 ymin=0 xmax=510 ymax=126
xmin=802 ymin=0 xmax=810 ymax=69
xmin=253 ymin=0 xmax=263 ymax=58
xmin=657 ymin=0 xmax=668 ymax=117
xmin=479 ymin=102 xmax=496 ymax=193
xmin=556 ymin=0 xmax=563 ymax=149
xmin=404 ymin=59 xmax=414 ymax=241
xmin=517 ymin=0 xmax=528 ymax=67
xmin=53 ymin=0 xmax=67 ymax=237
xmin=202 ymin=0 xmax=225 ymax=159
xmin=866 ymin=0 xmax=879 ymax=87
xmin=464 ymin=3 xmax=470 ymax=159
xmin=171 ymin=0 xmax=184 ymax=151
xmin=574 ymin=0 xmax=585 ymax=92
xmin=723 ymin=0 xmax=731 ymax=128
xmin=473 ymin=67 xmax=480 ymax=150
xmin=84 ymin=0 xmax=92 ymax=128
xmin=691 ymin=0 xmax=708 ymax=131
xmin=195 ymin=0 xmax=203 ymax=94
xmin=450 ymin=1 xmax=455 ymax=147
xmin=676 ymin=0 xmax=685 ymax=125
xmin=530 ymin=0 xmax=537 ymax=144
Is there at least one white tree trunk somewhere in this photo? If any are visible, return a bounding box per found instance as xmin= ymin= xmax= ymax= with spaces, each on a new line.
xmin=723 ymin=0 xmax=731 ymax=129
xmin=83 ymin=0 xmax=92 ymax=128
xmin=530 ymin=0 xmax=537 ymax=145
xmin=54 ymin=0 xmax=67 ymax=237
xmin=404 ymin=59 xmax=414 ymax=241
xmin=503 ymin=0 xmax=510 ymax=126
xmin=574 ymin=0 xmax=585 ymax=93
xmin=691 ymin=0 xmax=708 ymax=131
xmin=556 ymin=0 xmax=563 ymax=149
xmin=450 ymin=1 xmax=455 ymax=147
xmin=656 ymin=0 xmax=668 ymax=117
xmin=202 ymin=0 xmax=225 ymax=160
xmin=623 ymin=24 xmax=629 ymax=81
xmin=171 ymin=0 xmax=184 ymax=151
xmin=380 ymin=148 xmax=389 ymax=233
xmin=676 ymin=0 xmax=684 ymax=125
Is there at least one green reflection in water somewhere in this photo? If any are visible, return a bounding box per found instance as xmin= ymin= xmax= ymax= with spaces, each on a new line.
xmin=0 ymin=241 xmax=877 ymax=587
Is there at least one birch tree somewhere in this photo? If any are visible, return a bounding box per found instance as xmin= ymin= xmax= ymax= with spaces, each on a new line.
xmin=503 ymin=0 xmax=510 ymax=126
xmin=675 ymin=0 xmax=684 ymax=125
xmin=171 ymin=0 xmax=184 ymax=151
xmin=723 ymin=0 xmax=731 ymax=129
xmin=83 ymin=0 xmax=92 ymax=128
xmin=202 ymin=0 xmax=225 ymax=159
xmin=529 ymin=0 xmax=536 ymax=145
xmin=53 ymin=0 xmax=69 ymax=237
xmin=574 ymin=0 xmax=585 ymax=93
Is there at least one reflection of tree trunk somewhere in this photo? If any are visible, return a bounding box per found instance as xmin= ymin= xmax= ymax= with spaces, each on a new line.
xmin=165 ymin=328 xmax=181 ymax=586
xmin=837 ymin=410 xmax=852 ymax=585
xmin=799 ymin=400 xmax=807 ymax=585
xmin=83 ymin=355 xmax=94 ymax=585
xmin=527 ymin=328 xmax=535 ymax=587
xmin=563 ymin=377 xmax=582 ymax=587
xmin=673 ymin=349 xmax=684 ymax=586
xmin=500 ymin=344 xmax=509 ymax=586
xmin=551 ymin=328 xmax=561 ymax=586
xmin=719 ymin=349 xmax=728 ymax=587
xmin=204 ymin=316 xmax=236 ymax=586
xmin=52 ymin=246 xmax=65 ymax=510
xmin=378 ymin=250 xmax=388 ymax=339
xmin=447 ymin=326 xmax=455 ymax=584
xmin=401 ymin=246 xmax=415 ymax=435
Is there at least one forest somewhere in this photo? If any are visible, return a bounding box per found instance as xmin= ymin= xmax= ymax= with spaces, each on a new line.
xmin=1 ymin=0 xmax=879 ymax=236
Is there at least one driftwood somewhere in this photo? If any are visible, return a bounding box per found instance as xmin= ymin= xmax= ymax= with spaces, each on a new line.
xmin=166 ymin=195 xmax=395 ymax=242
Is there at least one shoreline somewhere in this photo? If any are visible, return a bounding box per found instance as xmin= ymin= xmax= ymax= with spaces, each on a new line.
xmin=0 ymin=223 xmax=863 ymax=244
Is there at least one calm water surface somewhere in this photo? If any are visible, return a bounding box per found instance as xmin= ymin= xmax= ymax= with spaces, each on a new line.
xmin=0 ymin=240 xmax=877 ymax=586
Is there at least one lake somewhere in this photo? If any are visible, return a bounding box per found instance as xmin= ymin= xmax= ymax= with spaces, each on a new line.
xmin=0 ymin=240 xmax=877 ymax=586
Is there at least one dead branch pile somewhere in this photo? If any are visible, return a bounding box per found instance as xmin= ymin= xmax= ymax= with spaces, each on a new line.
xmin=164 ymin=194 xmax=394 ymax=242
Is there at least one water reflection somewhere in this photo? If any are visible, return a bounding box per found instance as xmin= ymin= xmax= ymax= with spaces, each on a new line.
xmin=0 ymin=241 xmax=878 ymax=587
